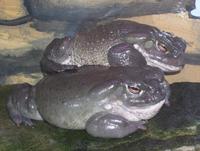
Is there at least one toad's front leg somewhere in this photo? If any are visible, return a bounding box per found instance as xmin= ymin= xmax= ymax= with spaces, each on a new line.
xmin=86 ymin=112 xmax=146 ymax=138
xmin=107 ymin=43 xmax=147 ymax=67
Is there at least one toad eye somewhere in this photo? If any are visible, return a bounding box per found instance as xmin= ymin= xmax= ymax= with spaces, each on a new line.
xmin=157 ymin=42 xmax=169 ymax=54
xmin=127 ymin=86 xmax=142 ymax=94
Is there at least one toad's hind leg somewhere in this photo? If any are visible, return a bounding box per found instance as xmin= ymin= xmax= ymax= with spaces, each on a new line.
xmin=7 ymin=83 xmax=42 ymax=126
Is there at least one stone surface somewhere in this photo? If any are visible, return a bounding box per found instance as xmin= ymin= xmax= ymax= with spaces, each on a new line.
xmin=0 ymin=0 xmax=26 ymax=20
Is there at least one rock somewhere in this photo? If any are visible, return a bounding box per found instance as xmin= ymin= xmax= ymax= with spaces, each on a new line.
xmin=4 ymin=73 xmax=42 ymax=85
xmin=0 ymin=0 xmax=26 ymax=20
xmin=173 ymin=146 xmax=195 ymax=151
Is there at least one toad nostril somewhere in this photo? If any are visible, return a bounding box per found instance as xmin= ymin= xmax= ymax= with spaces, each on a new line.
xmin=174 ymin=37 xmax=187 ymax=51
xmin=173 ymin=50 xmax=181 ymax=58
xmin=173 ymin=49 xmax=185 ymax=60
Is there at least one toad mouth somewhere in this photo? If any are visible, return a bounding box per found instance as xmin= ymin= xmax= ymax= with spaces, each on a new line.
xmin=133 ymin=44 xmax=183 ymax=72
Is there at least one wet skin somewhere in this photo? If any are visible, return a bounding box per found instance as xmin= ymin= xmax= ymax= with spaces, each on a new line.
xmin=40 ymin=20 xmax=186 ymax=74
xmin=7 ymin=65 xmax=170 ymax=138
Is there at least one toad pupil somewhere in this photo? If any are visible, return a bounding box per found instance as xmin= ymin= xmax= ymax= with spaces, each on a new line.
xmin=158 ymin=43 xmax=168 ymax=53
xmin=128 ymin=86 xmax=141 ymax=94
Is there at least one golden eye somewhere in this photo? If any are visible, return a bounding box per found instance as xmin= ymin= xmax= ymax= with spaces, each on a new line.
xmin=127 ymin=86 xmax=141 ymax=94
xmin=157 ymin=42 xmax=169 ymax=53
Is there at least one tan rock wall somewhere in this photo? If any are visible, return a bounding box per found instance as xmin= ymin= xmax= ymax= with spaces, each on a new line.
xmin=0 ymin=0 xmax=26 ymax=19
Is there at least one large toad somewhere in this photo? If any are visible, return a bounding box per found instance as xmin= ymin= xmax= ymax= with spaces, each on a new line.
xmin=7 ymin=65 xmax=170 ymax=138
xmin=40 ymin=20 xmax=186 ymax=74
